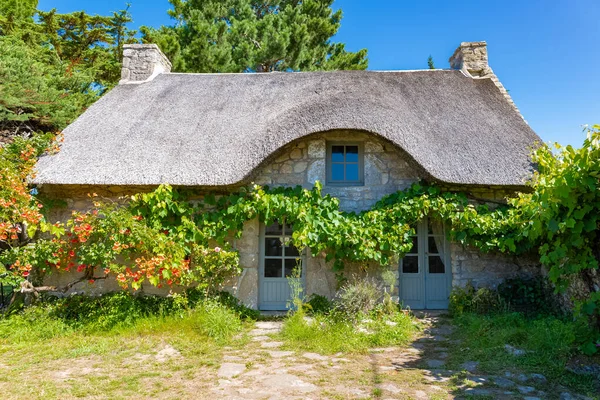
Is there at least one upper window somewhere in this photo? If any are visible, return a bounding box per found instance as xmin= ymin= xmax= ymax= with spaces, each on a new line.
xmin=326 ymin=142 xmax=364 ymax=186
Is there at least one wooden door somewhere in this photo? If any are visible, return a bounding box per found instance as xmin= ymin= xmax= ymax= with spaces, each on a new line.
xmin=259 ymin=221 xmax=304 ymax=311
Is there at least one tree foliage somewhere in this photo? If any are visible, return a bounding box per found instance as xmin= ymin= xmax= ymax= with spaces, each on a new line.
xmin=0 ymin=1 xmax=136 ymax=142
xmin=141 ymin=0 xmax=368 ymax=72
xmin=427 ymin=55 xmax=435 ymax=69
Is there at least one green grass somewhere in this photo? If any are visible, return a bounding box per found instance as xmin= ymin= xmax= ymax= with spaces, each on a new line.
xmin=278 ymin=310 xmax=420 ymax=354
xmin=0 ymin=300 xmax=252 ymax=399
xmin=446 ymin=312 xmax=599 ymax=396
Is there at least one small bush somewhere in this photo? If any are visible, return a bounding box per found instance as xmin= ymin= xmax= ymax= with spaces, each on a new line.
xmin=497 ymin=276 xmax=561 ymax=316
xmin=212 ymin=291 xmax=260 ymax=320
xmin=304 ymin=294 xmax=332 ymax=315
xmin=449 ymin=283 xmax=508 ymax=316
xmin=334 ymin=277 xmax=382 ymax=317
xmin=0 ymin=305 xmax=72 ymax=342
xmin=194 ymin=301 xmax=242 ymax=342
xmin=47 ymin=291 xmax=187 ymax=331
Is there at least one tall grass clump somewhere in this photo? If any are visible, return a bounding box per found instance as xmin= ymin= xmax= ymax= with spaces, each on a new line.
xmin=0 ymin=305 xmax=73 ymax=343
xmin=193 ymin=301 xmax=243 ymax=342
xmin=280 ymin=276 xmax=419 ymax=354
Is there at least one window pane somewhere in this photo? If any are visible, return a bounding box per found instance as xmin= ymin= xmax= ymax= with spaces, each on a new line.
xmin=429 ymin=255 xmax=445 ymax=274
xmin=264 ymin=259 xmax=282 ymax=277
xmin=407 ymin=236 xmax=418 ymax=254
xmin=265 ymin=222 xmax=283 ymax=235
xmin=345 ymin=146 xmax=359 ymax=162
xmin=265 ymin=237 xmax=283 ymax=256
xmin=428 ymin=236 xmax=440 ymax=254
xmin=284 ymin=258 xmax=302 ymax=277
xmin=346 ymin=163 xmax=359 ymax=181
xmin=331 ymin=146 xmax=345 ymax=162
xmin=284 ymin=242 xmax=300 ymax=257
xmin=402 ymin=256 xmax=419 ymax=273
xmin=331 ymin=163 xmax=344 ymax=181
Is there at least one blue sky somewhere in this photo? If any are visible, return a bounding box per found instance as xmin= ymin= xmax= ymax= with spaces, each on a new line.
xmin=38 ymin=0 xmax=600 ymax=146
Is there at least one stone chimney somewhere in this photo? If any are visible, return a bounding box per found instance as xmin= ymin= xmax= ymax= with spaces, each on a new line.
xmin=449 ymin=41 xmax=491 ymax=78
xmin=120 ymin=44 xmax=172 ymax=84
xmin=449 ymin=41 xmax=522 ymax=118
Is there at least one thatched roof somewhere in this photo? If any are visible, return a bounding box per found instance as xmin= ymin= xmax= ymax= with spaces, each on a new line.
xmin=34 ymin=70 xmax=541 ymax=187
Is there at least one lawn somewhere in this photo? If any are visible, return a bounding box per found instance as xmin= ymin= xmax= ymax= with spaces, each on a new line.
xmin=0 ymin=298 xmax=598 ymax=399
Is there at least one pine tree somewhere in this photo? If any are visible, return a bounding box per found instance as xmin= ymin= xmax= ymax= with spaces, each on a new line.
xmin=427 ymin=55 xmax=435 ymax=70
xmin=141 ymin=0 xmax=368 ymax=73
xmin=0 ymin=4 xmax=137 ymax=141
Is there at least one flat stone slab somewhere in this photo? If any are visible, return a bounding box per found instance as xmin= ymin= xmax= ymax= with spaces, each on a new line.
xmin=517 ymin=385 xmax=536 ymax=394
xmin=268 ymin=351 xmax=294 ymax=358
xmin=426 ymin=359 xmax=445 ymax=368
xmin=255 ymin=321 xmax=283 ymax=330
xmin=423 ymin=371 xmax=451 ymax=383
xmin=379 ymin=383 xmax=402 ymax=394
xmin=251 ymin=335 xmax=271 ymax=342
xmin=259 ymin=373 xmax=317 ymax=393
xmin=155 ymin=345 xmax=181 ymax=363
xmin=250 ymin=329 xmax=278 ymax=336
xmin=217 ymin=363 xmax=246 ymax=379
xmin=460 ymin=361 xmax=479 ymax=372
xmin=493 ymin=377 xmax=515 ymax=388
xmin=261 ymin=341 xmax=283 ymax=348
xmin=302 ymin=352 xmax=328 ymax=361
xmin=430 ymin=325 xmax=454 ymax=335
xmin=463 ymin=388 xmax=492 ymax=396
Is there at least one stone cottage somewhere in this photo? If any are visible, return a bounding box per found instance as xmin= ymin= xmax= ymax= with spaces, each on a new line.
xmin=33 ymin=41 xmax=542 ymax=310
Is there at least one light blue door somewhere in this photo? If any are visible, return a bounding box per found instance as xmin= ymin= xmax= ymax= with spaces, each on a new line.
xmin=400 ymin=219 xmax=452 ymax=309
xmin=259 ymin=221 xmax=305 ymax=311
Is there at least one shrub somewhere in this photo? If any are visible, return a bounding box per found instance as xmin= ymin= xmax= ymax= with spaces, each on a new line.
xmin=194 ymin=301 xmax=242 ymax=342
xmin=47 ymin=291 xmax=187 ymax=330
xmin=449 ymin=283 xmax=507 ymax=316
xmin=0 ymin=305 xmax=73 ymax=342
xmin=497 ymin=276 xmax=561 ymax=316
xmin=304 ymin=294 xmax=332 ymax=315
xmin=1 ymin=289 xmax=255 ymax=334
xmin=212 ymin=291 xmax=260 ymax=320
xmin=334 ymin=277 xmax=382 ymax=317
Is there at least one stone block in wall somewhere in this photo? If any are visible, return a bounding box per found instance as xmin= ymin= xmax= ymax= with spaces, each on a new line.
xmin=365 ymin=141 xmax=384 ymax=153
xmin=307 ymin=159 xmax=325 ymax=184
xmin=293 ymin=161 xmax=308 ymax=173
xmin=290 ymin=148 xmax=304 ymax=160
xmin=235 ymin=219 xmax=259 ymax=254
xmin=235 ymin=268 xmax=258 ymax=308
xmin=308 ymin=140 xmax=326 ymax=159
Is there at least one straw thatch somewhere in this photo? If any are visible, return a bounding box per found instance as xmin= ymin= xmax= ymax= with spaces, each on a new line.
xmin=34 ymin=69 xmax=540 ymax=186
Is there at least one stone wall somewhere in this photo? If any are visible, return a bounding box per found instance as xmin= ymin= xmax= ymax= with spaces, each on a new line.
xmin=253 ymin=130 xmax=423 ymax=212
xmin=451 ymin=243 xmax=541 ymax=289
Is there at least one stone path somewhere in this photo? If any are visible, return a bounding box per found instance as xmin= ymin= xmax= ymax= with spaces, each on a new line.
xmin=389 ymin=312 xmax=594 ymax=400
xmin=213 ymin=321 xmax=322 ymax=399
xmin=209 ymin=315 xmax=595 ymax=400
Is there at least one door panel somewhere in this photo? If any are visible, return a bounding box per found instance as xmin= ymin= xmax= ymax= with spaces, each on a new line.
xmin=259 ymin=221 xmax=304 ymax=310
xmin=399 ymin=231 xmax=425 ymax=309
xmin=399 ymin=219 xmax=452 ymax=310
